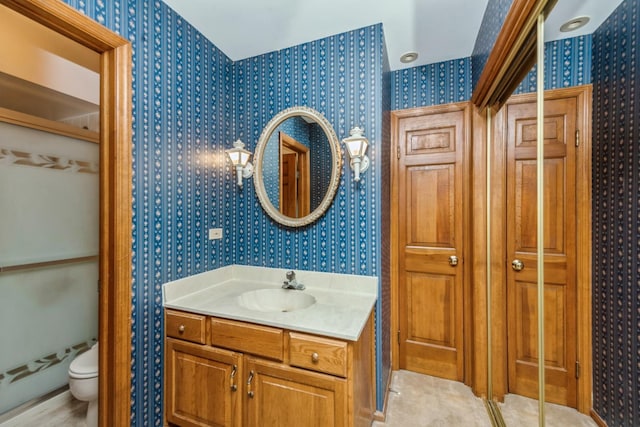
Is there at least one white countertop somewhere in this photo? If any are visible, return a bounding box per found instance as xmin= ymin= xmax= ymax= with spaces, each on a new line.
xmin=162 ymin=265 xmax=378 ymax=341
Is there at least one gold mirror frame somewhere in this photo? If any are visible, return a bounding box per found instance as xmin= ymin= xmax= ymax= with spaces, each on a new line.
xmin=254 ymin=106 xmax=342 ymax=227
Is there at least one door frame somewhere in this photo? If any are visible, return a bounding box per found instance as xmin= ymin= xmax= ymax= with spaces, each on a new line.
xmin=0 ymin=1 xmax=133 ymax=425
xmin=478 ymin=85 xmax=593 ymax=412
xmin=390 ymin=102 xmax=473 ymax=383
xmin=279 ymin=131 xmax=310 ymax=217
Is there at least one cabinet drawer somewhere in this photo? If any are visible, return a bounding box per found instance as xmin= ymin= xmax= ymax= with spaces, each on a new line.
xmin=165 ymin=310 xmax=208 ymax=344
xmin=289 ymin=332 xmax=347 ymax=377
xmin=211 ymin=318 xmax=284 ymax=361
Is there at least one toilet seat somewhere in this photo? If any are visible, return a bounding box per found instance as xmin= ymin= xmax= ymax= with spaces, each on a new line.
xmin=69 ymin=343 xmax=98 ymax=379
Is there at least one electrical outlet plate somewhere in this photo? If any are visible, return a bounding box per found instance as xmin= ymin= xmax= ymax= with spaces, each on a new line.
xmin=208 ymin=228 xmax=223 ymax=240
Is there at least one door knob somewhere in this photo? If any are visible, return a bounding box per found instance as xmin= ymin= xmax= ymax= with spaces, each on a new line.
xmin=449 ymin=255 xmax=458 ymax=267
xmin=511 ymin=259 xmax=524 ymax=271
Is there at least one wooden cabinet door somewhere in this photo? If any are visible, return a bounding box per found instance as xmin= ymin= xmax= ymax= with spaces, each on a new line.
xmin=396 ymin=104 xmax=469 ymax=381
xmin=166 ymin=338 xmax=242 ymax=427
xmin=244 ymin=356 xmax=347 ymax=427
xmin=505 ymin=97 xmax=578 ymax=407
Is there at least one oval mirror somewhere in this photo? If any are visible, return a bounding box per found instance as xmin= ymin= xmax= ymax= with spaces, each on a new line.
xmin=254 ymin=106 xmax=342 ymax=227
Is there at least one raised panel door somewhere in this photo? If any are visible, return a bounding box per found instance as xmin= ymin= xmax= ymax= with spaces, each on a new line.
xmin=244 ymin=356 xmax=347 ymax=427
xmin=505 ymin=97 xmax=578 ymax=407
xmin=166 ymin=338 xmax=242 ymax=427
xmin=397 ymin=104 xmax=469 ymax=381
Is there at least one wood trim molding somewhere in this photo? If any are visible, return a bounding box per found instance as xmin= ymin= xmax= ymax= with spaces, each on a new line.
xmin=471 ymin=0 xmax=556 ymax=110
xmin=574 ymin=84 xmax=593 ymax=415
xmin=389 ymin=111 xmax=401 ymax=372
xmin=469 ymin=104 xmax=489 ymax=398
xmin=0 ymin=107 xmax=99 ymax=143
xmin=0 ymin=1 xmax=133 ymax=426
xmin=590 ymin=409 xmax=608 ymax=427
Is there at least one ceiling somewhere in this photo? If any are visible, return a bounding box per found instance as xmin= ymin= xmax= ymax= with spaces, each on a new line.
xmin=162 ymin=0 xmax=623 ymax=71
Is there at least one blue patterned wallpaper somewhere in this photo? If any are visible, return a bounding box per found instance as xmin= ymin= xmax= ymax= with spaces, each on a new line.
xmin=592 ymin=0 xmax=640 ymax=425
xmin=233 ymin=27 xmax=385 ymax=272
xmin=472 ymin=0 xmax=515 ymax=90
xmin=513 ymin=35 xmax=592 ymax=94
xmin=58 ymin=2 xmax=390 ymax=422
xmin=62 ymin=1 xmax=234 ymax=425
xmin=390 ymin=58 xmax=472 ymax=110
xmin=391 ymin=36 xmax=591 ymax=111
xmin=233 ymin=25 xmax=390 ymax=408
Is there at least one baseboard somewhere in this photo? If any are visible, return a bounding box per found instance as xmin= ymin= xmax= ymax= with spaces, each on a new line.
xmin=590 ymin=409 xmax=608 ymax=427
xmin=0 ymin=388 xmax=71 ymax=426
xmin=373 ymin=370 xmax=394 ymax=422
xmin=373 ymin=410 xmax=386 ymax=422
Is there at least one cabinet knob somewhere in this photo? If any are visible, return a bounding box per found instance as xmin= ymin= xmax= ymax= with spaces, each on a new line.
xmin=178 ymin=325 xmax=185 ymax=333
xmin=248 ymin=391 xmax=254 ymax=398
xmin=311 ymin=352 xmax=319 ymax=363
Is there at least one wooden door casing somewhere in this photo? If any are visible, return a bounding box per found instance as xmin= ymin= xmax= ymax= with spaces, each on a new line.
xmin=395 ymin=103 xmax=470 ymax=381
xmin=505 ymin=96 xmax=578 ymax=407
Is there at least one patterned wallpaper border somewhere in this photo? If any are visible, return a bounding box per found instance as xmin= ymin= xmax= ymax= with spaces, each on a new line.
xmin=0 ymin=148 xmax=98 ymax=174
xmin=0 ymin=340 xmax=95 ymax=386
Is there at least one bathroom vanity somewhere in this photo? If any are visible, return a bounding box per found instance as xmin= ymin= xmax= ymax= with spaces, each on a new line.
xmin=162 ymin=265 xmax=377 ymax=427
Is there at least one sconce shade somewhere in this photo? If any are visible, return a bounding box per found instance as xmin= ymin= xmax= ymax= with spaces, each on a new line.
xmin=226 ymin=139 xmax=254 ymax=187
xmin=342 ymin=126 xmax=369 ymax=159
xmin=342 ymin=126 xmax=370 ymax=182
xmin=226 ymin=139 xmax=252 ymax=167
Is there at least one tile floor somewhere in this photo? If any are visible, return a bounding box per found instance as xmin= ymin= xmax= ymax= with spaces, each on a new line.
xmin=0 ymin=390 xmax=86 ymax=427
xmin=374 ymin=370 xmax=598 ymax=427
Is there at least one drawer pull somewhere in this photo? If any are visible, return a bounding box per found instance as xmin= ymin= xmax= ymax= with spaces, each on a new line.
xmin=311 ymin=352 xmax=320 ymax=363
xmin=230 ymin=365 xmax=238 ymax=392
xmin=178 ymin=325 xmax=185 ymax=334
xmin=247 ymin=370 xmax=255 ymax=398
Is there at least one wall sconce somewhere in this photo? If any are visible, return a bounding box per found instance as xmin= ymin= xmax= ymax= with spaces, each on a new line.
xmin=342 ymin=126 xmax=370 ymax=182
xmin=225 ymin=139 xmax=253 ymax=187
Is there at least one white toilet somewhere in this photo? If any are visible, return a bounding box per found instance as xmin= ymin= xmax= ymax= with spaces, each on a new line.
xmin=68 ymin=343 xmax=99 ymax=427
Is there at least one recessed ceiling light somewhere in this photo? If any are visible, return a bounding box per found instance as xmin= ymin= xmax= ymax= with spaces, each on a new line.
xmin=400 ymin=52 xmax=418 ymax=64
xmin=560 ymin=16 xmax=590 ymax=32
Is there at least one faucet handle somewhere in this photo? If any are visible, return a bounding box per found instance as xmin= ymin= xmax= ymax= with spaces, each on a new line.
xmin=286 ymin=270 xmax=296 ymax=281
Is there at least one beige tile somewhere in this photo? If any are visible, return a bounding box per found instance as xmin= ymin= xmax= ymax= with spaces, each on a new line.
xmin=0 ymin=390 xmax=86 ymax=427
xmin=375 ymin=371 xmax=597 ymax=427
xmin=500 ymin=394 xmax=597 ymax=427
xmin=373 ymin=370 xmax=492 ymax=427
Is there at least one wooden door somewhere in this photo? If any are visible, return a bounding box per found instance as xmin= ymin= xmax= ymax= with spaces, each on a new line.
xmin=245 ymin=357 xmax=347 ymax=427
xmin=396 ymin=103 xmax=469 ymax=381
xmin=281 ymin=152 xmax=298 ymax=217
xmin=165 ymin=338 xmax=242 ymax=427
xmin=505 ymin=97 xmax=578 ymax=407
xmin=280 ymin=132 xmax=310 ymax=218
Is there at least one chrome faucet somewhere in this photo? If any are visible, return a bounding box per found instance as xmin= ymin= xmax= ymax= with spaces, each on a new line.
xmin=282 ymin=270 xmax=305 ymax=290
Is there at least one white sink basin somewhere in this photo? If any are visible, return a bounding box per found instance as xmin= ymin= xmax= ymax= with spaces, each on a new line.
xmin=237 ymin=288 xmax=316 ymax=313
